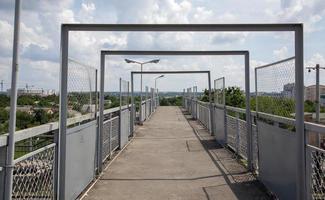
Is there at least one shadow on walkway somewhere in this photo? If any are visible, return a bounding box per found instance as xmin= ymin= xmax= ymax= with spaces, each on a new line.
xmin=182 ymin=109 xmax=273 ymax=200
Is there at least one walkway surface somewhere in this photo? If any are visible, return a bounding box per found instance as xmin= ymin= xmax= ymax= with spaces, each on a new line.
xmin=82 ymin=106 xmax=270 ymax=200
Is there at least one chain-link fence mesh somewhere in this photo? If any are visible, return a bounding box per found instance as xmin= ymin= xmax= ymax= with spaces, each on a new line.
xmin=214 ymin=77 xmax=225 ymax=105
xmin=12 ymin=144 xmax=55 ymax=199
xmin=67 ymin=59 xmax=97 ymax=122
xmin=307 ymin=145 xmax=325 ymax=200
xmin=256 ymin=57 xmax=295 ymax=119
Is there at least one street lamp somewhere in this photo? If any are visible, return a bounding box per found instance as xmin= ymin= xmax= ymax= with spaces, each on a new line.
xmin=154 ymin=75 xmax=165 ymax=107
xmin=124 ymin=58 xmax=160 ymax=124
xmin=307 ymin=64 xmax=325 ymax=123
xmin=154 ymin=75 xmax=165 ymax=90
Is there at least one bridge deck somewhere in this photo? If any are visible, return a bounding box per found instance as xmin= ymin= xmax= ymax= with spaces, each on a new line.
xmin=82 ymin=106 xmax=269 ymax=200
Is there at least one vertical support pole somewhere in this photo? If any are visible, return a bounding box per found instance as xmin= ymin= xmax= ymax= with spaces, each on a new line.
xmin=244 ymin=52 xmax=253 ymax=171
xmin=295 ymin=24 xmax=305 ymax=200
xmin=58 ymin=25 xmax=69 ymax=200
xmin=119 ymin=78 xmax=122 ymax=148
xmin=139 ymin=64 xmax=143 ymax=124
xmin=316 ymin=64 xmax=320 ymax=123
xmin=223 ymin=77 xmax=227 ymax=145
xmin=98 ymin=52 xmax=105 ymax=173
xmin=255 ymin=68 xmax=258 ymax=114
xmin=130 ymin=72 xmax=134 ymax=136
xmin=4 ymin=1 xmax=21 ymax=199
xmin=208 ymin=72 xmax=214 ymax=135
xmin=95 ymin=69 xmax=98 ymax=119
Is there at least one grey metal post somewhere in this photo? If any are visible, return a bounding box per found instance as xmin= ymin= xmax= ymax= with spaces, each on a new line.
xmin=316 ymin=64 xmax=320 ymax=123
xmin=119 ymin=78 xmax=122 ymax=148
xmin=222 ymin=77 xmax=227 ymax=145
xmin=295 ymin=25 xmax=305 ymax=200
xmin=245 ymin=52 xmax=253 ymax=171
xmin=98 ymin=52 xmax=105 ymax=173
xmin=5 ymin=1 xmax=21 ymax=198
xmin=95 ymin=69 xmax=98 ymax=119
xmin=139 ymin=63 xmax=143 ymax=124
xmin=255 ymin=68 xmax=258 ymax=113
xmin=130 ymin=73 xmax=134 ymax=136
xmin=58 ymin=25 xmax=69 ymax=199
xmin=208 ymin=71 xmax=214 ymax=135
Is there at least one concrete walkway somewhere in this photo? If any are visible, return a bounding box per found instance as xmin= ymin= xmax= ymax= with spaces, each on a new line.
xmin=83 ymin=106 xmax=270 ymax=200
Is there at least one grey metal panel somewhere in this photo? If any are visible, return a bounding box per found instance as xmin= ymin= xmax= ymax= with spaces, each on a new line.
xmin=257 ymin=120 xmax=297 ymax=200
xmin=238 ymin=119 xmax=248 ymax=159
xmin=226 ymin=115 xmax=237 ymax=150
xmin=120 ymin=110 xmax=130 ymax=149
xmin=214 ymin=107 xmax=225 ymax=143
xmin=0 ymin=146 xmax=7 ymax=200
xmin=65 ymin=120 xmax=97 ymax=200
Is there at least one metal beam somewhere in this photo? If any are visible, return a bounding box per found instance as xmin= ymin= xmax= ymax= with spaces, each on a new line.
xmin=131 ymin=70 xmax=210 ymax=74
xmin=63 ymin=23 xmax=301 ymax=32
xmin=102 ymin=50 xmax=249 ymax=56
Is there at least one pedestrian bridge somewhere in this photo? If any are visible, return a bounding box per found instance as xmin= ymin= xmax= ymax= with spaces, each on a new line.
xmin=82 ymin=106 xmax=268 ymax=200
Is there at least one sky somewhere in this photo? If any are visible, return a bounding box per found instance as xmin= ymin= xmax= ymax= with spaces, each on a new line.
xmin=0 ymin=0 xmax=325 ymax=92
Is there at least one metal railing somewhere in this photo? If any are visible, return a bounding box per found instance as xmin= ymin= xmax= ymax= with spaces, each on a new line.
xmin=306 ymin=122 xmax=325 ymax=200
xmin=183 ymin=96 xmax=325 ymax=200
xmin=0 ymin=100 xmax=158 ymax=199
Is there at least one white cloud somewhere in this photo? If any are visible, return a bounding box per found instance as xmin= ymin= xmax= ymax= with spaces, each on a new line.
xmin=79 ymin=2 xmax=96 ymax=22
xmin=273 ymin=46 xmax=289 ymax=59
xmin=0 ymin=20 xmax=13 ymax=56
xmin=266 ymin=0 xmax=325 ymax=32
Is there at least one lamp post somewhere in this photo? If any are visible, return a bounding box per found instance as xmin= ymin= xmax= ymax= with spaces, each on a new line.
xmin=154 ymin=75 xmax=165 ymax=107
xmin=125 ymin=58 xmax=159 ymax=124
xmin=307 ymin=64 xmax=325 ymax=123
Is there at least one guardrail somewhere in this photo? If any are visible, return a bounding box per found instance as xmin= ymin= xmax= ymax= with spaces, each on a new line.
xmin=0 ymin=101 xmax=158 ymax=199
xmin=183 ymin=97 xmax=325 ymax=200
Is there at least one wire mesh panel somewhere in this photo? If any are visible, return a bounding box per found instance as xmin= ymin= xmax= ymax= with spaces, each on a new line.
xmin=192 ymin=86 xmax=198 ymax=118
xmin=111 ymin=116 xmax=120 ymax=151
xmin=146 ymin=86 xmax=149 ymax=118
xmin=198 ymin=103 xmax=210 ymax=131
xmin=226 ymin=115 xmax=237 ymax=151
xmin=12 ymin=144 xmax=55 ymax=199
xmin=256 ymin=57 xmax=295 ymax=119
xmin=214 ymin=77 xmax=225 ymax=105
xmin=306 ymin=145 xmax=325 ymax=200
xmin=252 ymin=123 xmax=259 ymax=170
xmin=102 ymin=118 xmax=112 ymax=162
xmin=151 ymin=88 xmax=155 ymax=112
xmin=255 ymin=57 xmax=297 ymax=199
xmin=120 ymin=78 xmax=130 ymax=149
xmin=187 ymin=88 xmax=192 ymax=113
xmin=238 ymin=119 xmax=248 ymax=159
xmin=65 ymin=59 xmax=97 ymax=199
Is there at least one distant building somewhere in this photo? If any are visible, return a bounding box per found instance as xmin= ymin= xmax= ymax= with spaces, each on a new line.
xmin=320 ymin=94 xmax=325 ymax=106
xmin=305 ymin=85 xmax=325 ymax=102
xmin=6 ymin=88 xmax=56 ymax=97
xmin=282 ymin=83 xmax=295 ymax=98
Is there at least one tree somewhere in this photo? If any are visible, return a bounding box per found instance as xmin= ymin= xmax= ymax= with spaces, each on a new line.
xmin=225 ymin=87 xmax=245 ymax=108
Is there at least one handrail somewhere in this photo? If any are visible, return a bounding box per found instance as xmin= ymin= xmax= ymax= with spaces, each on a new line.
xmin=0 ymin=104 xmax=132 ymax=147
xmin=305 ymin=122 xmax=325 ymax=133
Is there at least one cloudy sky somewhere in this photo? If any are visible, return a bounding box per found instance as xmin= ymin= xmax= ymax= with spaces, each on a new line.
xmin=0 ymin=0 xmax=325 ymax=92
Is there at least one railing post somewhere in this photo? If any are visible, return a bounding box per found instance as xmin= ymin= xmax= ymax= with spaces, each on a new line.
xmin=236 ymin=112 xmax=240 ymax=155
xmin=295 ymin=24 xmax=306 ymax=200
